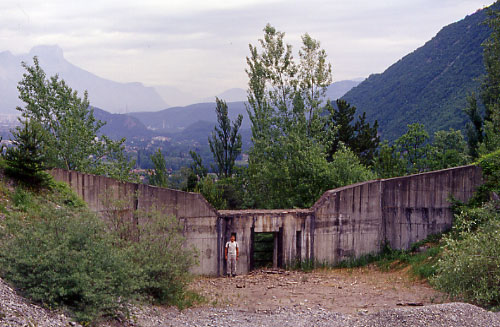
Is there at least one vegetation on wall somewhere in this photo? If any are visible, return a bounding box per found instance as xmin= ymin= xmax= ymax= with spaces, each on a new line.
xmin=0 ymin=178 xmax=198 ymax=324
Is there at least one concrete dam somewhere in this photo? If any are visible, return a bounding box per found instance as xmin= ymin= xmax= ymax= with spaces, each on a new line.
xmin=50 ymin=165 xmax=482 ymax=276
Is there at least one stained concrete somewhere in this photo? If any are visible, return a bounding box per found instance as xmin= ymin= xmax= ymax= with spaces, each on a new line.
xmin=50 ymin=165 xmax=483 ymax=276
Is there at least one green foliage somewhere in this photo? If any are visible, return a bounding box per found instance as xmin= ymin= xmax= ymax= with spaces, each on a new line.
xmin=148 ymin=149 xmax=169 ymax=187
xmin=328 ymin=144 xmax=376 ymax=188
xmin=324 ymin=100 xmax=380 ymax=166
xmin=464 ymin=94 xmax=484 ymax=158
xmin=208 ymin=98 xmax=243 ymax=178
xmin=481 ymin=3 xmax=500 ymax=121
xmin=477 ymin=148 xmax=500 ymax=186
xmin=5 ymin=119 xmax=51 ymax=187
xmin=129 ymin=209 xmax=198 ymax=306
xmin=47 ymin=180 xmax=87 ymax=208
xmin=375 ymin=124 xmax=469 ymax=178
xmin=429 ymin=128 xmax=471 ymax=170
xmin=245 ymin=25 xmax=374 ymax=209
xmin=432 ymin=212 xmax=500 ymax=307
xmin=189 ymin=150 xmax=208 ymax=179
xmin=0 ymin=181 xmax=199 ymax=324
xmin=0 ymin=200 xmax=137 ymax=324
xmin=195 ymin=175 xmax=227 ymax=210
xmin=373 ymin=140 xmax=406 ymax=178
xmin=465 ymin=3 xmax=500 ymax=156
xmin=16 ymin=57 xmax=136 ymax=182
xmin=431 ymin=148 xmax=500 ymax=308
xmin=395 ymin=123 xmax=432 ymax=173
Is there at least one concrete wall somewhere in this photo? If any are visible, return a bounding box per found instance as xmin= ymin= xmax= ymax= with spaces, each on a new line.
xmin=218 ymin=209 xmax=314 ymax=275
xmin=50 ymin=165 xmax=482 ymax=275
xmin=311 ymin=165 xmax=483 ymax=264
xmin=381 ymin=165 xmax=483 ymax=250
xmin=312 ymin=180 xmax=384 ymax=264
xmin=49 ymin=169 xmax=219 ymax=275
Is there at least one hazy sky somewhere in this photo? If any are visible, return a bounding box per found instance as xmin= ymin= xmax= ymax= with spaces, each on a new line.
xmin=0 ymin=0 xmax=495 ymax=97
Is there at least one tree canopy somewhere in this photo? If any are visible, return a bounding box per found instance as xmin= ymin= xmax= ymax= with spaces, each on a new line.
xmin=14 ymin=57 xmax=136 ymax=182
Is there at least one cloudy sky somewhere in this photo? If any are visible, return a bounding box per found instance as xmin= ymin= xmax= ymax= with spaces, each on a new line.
xmin=0 ymin=0 xmax=495 ymax=98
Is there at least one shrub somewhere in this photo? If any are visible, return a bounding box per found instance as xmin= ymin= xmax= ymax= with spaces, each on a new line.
xmin=0 ymin=202 xmax=137 ymax=324
xmin=432 ymin=212 xmax=500 ymax=307
xmin=128 ymin=209 xmax=198 ymax=307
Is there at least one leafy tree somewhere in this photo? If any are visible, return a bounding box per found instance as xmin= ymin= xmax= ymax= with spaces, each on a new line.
xmin=5 ymin=119 xmax=50 ymax=186
xmin=373 ymin=141 xmax=406 ymax=178
xmin=298 ymin=33 xmax=332 ymax=135
xmin=189 ymin=150 xmax=207 ymax=179
xmin=328 ymin=144 xmax=376 ymax=188
xmin=16 ymin=57 xmax=136 ymax=181
xmin=429 ymin=128 xmax=470 ymax=170
xmin=247 ymin=126 xmax=336 ymax=208
xmin=195 ymin=175 xmax=227 ymax=210
xmin=208 ymin=98 xmax=243 ymax=178
xmin=245 ymin=24 xmax=357 ymax=208
xmin=148 ymin=149 xmax=169 ymax=187
xmin=395 ymin=123 xmax=432 ymax=174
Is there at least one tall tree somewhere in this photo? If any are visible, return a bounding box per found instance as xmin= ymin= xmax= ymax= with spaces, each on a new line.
xmin=208 ymin=98 xmax=243 ymax=178
xmin=148 ymin=149 xmax=169 ymax=188
xmin=395 ymin=123 xmax=432 ymax=174
xmin=298 ymin=33 xmax=332 ymax=135
xmin=481 ymin=4 xmax=500 ymax=153
xmin=429 ymin=128 xmax=470 ymax=170
xmin=16 ymin=57 xmax=136 ymax=181
xmin=464 ymin=94 xmax=484 ymax=157
xmin=324 ymin=100 xmax=379 ymax=166
xmin=245 ymin=25 xmax=373 ymax=208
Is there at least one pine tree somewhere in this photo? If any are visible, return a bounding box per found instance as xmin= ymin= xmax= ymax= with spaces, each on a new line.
xmin=5 ymin=119 xmax=49 ymax=186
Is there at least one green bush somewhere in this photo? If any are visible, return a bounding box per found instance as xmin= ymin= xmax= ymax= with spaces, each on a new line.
xmin=477 ymin=149 xmax=500 ymax=192
xmin=128 ymin=210 xmax=198 ymax=307
xmin=0 ymin=202 xmax=137 ymax=324
xmin=432 ymin=215 xmax=500 ymax=307
xmin=0 ymin=181 xmax=201 ymax=323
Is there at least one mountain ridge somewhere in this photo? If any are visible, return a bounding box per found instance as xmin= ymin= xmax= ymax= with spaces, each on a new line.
xmin=0 ymin=45 xmax=167 ymax=114
xmin=342 ymin=4 xmax=495 ymax=141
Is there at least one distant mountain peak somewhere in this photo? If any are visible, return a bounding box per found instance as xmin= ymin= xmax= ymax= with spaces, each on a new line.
xmin=29 ymin=45 xmax=64 ymax=60
xmin=0 ymin=45 xmax=167 ymax=114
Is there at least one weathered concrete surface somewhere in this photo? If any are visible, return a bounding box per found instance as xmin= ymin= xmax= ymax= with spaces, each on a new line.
xmin=50 ymin=165 xmax=482 ymax=275
xmin=311 ymin=165 xmax=482 ymax=264
xmin=312 ymin=180 xmax=384 ymax=264
xmin=218 ymin=209 xmax=314 ymax=275
xmin=49 ymin=169 xmax=219 ymax=275
xmin=382 ymin=166 xmax=482 ymax=250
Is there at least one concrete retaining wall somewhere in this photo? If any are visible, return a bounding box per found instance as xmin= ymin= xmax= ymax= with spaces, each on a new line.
xmin=49 ymin=169 xmax=219 ymax=275
xmin=50 ymin=165 xmax=482 ymax=275
xmin=311 ymin=165 xmax=483 ymax=264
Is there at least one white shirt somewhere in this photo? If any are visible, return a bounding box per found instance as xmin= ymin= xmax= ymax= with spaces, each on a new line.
xmin=225 ymin=241 xmax=238 ymax=256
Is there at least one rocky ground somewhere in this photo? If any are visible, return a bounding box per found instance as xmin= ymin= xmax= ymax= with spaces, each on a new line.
xmin=0 ymin=278 xmax=79 ymax=327
xmin=1 ymin=268 xmax=499 ymax=326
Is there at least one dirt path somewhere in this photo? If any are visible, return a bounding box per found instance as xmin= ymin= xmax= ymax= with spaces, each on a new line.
xmin=190 ymin=266 xmax=446 ymax=314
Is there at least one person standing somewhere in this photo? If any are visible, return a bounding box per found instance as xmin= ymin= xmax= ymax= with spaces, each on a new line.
xmin=225 ymin=235 xmax=239 ymax=277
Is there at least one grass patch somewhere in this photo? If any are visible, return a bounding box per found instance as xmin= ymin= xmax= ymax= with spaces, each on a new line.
xmin=290 ymin=234 xmax=444 ymax=281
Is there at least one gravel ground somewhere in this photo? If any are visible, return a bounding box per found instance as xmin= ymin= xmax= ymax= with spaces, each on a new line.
xmin=0 ymin=278 xmax=80 ymax=327
xmin=0 ymin=274 xmax=499 ymax=327
xmin=126 ymin=302 xmax=500 ymax=327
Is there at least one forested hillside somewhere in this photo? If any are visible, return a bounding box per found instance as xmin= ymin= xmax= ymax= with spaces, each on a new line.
xmin=343 ymin=5 xmax=494 ymax=141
